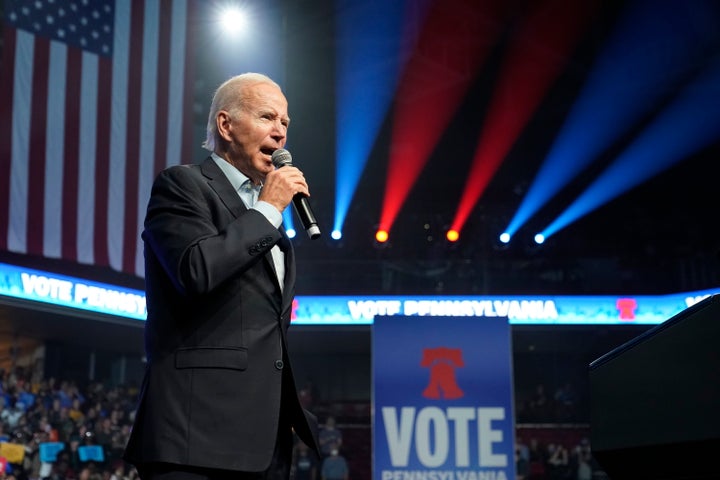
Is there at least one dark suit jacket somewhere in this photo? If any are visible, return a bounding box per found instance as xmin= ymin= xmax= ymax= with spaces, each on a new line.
xmin=124 ymin=157 xmax=319 ymax=472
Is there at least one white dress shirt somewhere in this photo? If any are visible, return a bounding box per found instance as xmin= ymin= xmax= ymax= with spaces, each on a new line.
xmin=211 ymin=154 xmax=285 ymax=291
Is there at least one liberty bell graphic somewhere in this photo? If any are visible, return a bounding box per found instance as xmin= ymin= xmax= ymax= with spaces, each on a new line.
xmin=421 ymin=347 xmax=465 ymax=399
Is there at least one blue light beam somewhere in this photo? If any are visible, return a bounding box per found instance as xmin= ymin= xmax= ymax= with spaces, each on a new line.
xmin=333 ymin=0 xmax=416 ymax=234
xmin=503 ymin=0 xmax=720 ymax=238
xmin=540 ymin=57 xmax=720 ymax=240
xmin=283 ymin=208 xmax=296 ymax=239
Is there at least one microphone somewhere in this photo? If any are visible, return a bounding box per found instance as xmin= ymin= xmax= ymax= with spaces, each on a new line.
xmin=271 ymin=148 xmax=321 ymax=239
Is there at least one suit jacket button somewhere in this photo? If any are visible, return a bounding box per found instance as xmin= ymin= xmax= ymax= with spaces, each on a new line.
xmin=274 ymin=360 xmax=284 ymax=370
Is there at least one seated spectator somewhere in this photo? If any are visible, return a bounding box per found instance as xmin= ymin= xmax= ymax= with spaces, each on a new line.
xmin=292 ymin=441 xmax=318 ymax=480
xmin=1 ymin=400 xmax=25 ymax=429
xmin=298 ymin=378 xmax=318 ymax=410
xmin=571 ymin=438 xmax=596 ymax=480
xmin=69 ymin=397 xmax=85 ymax=423
xmin=527 ymin=437 xmax=547 ymax=479
xmin=318 ymin=416 xmax=343 ymax=460
xmin=515 ymin=447 xmax=529 ymax=480
xmin=528 ymin=383 xmax=550 ymax=421
xmin=321 ymin=448 xmax=349 ymax=480
xmin=515 ymin=435 xmax=529 ymax=462
xmin=546 ymin=443 xmax=570 ymax=480
xmin=553 ymin=382 xmax=578 ymax=421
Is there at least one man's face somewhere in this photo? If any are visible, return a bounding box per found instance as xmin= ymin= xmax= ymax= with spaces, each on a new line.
xmin=222 ymin=82 xmax=289 ymax=183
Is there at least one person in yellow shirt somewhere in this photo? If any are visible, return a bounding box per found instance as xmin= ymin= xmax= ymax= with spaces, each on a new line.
xmin=68 ymin=398 xmax=85 ymax=423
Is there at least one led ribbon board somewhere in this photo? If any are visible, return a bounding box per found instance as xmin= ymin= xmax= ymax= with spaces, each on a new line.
xmin=0 ymin=262 xmax=146 ymax=320
xmin=290 ymin=292 xmax=716 ymax=325
xmin=0 ymin=262 xmax=715 ymax=325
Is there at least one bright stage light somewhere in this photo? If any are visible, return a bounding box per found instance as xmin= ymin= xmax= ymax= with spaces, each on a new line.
xmin=219 ymin=6 xmax=248 ymax=35
xmin=375 ymin=230 xmax=389 ymax=243
xmin=499 ymin=232 xmax=511 ymax=244
xmin=331 ymin=230 xmax=342 ymax=240
xmin=534 ymin=233 xmax=545 ymax=245
xmin=286 ymin=229 xmax=296 ymax=239
xmin=446 ymin=229 xmax=459 ymax=242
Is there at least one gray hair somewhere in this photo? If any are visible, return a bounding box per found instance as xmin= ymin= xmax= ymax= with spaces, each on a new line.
xmin=202 ymin=72 xmax=282 ymax=152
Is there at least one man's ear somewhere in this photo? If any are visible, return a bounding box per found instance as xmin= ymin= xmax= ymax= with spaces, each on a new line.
xmin=216 ymin=110 xmax=233 ymax=142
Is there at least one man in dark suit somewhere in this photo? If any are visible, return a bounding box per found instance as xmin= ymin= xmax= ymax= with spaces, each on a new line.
xmin=124 ymin=72 xmax=319 ymax=479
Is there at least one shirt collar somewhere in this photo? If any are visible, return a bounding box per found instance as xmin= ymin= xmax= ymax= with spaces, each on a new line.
xmin=210 ymin=153 xmax=260 ymax=192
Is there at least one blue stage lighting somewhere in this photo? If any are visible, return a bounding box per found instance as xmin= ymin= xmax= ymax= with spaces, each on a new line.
xmin=283 ymin=208 xmax=296 ymax=239
xmin=333 ymin=2 xmax=409 ymax=234
xmin=502 ymin=0 xmax=720 ymax=239
xmin=540 ymin=56 xmax=720 ymax=241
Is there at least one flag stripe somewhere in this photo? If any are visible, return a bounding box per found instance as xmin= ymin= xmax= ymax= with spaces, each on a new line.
xmin=27 ymin=37 xmax=50 ymax=256
xmin=77 ymin=51 xmax=99 ymax=265
xmin=3 ymin=0 xmax=195 ymax=278
xmin=94 ymin=57 xmax=113 ymax=268
xmin=44 ymin=40 xmax=67 ymax=259
xmin=168 ymin=0 xmax=189 ymax=168
xmin=154 ymin=0 xmax=172 ymax=178
xmin=0 ymin=28 xmax=17 ymax=251
xmin=136 ymin=1 xmax=161 ymax=275
xmin=61 ymin=47 xmax=82 ymax=261
xmin=122 ymin=0 xmax=145 ymax=274
xmin=108 ymin=0 xmax=131 ymax=272
xmin=8 ymin=30 xmax=33 ymax=253
xmin=181 ymin=0 xmax=196 ymax=166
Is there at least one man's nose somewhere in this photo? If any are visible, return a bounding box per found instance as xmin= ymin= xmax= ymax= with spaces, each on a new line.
xmin=272 ymin=121 xmax=287 ymax=139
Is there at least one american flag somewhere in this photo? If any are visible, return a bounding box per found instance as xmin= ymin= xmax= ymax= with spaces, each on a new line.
xmin=0 ymin=0 xmax=197 ymax=278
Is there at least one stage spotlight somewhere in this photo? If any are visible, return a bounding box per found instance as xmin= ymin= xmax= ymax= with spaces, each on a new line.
xmin=331 ymin=230 xmax=342 ymax=240
xmin=219 ymin=5 xmax=249 ymax=35
xmin=446 ymin=229 xmax=459 ymax=242
xmin=534 ymin=233 xmax=545 ymax=245
xmin=375 ymin=230 xmax=389 ymax=243
xmin=286 ymin=228 xmax=297 ymax=239
xmin=499 ymin=232 xmax=511 ymax=244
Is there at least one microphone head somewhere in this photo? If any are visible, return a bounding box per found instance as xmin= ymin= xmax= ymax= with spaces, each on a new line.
xmin=271 ymin=148 xmax=293 ymax=168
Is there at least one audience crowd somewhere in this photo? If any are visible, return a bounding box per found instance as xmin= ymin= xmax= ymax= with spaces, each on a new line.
xmin=0 ymin=366 xmax=139 ymax=480
xmin=0 ymin=365 xmax=603 ymax=480
xmin=514 ymin=435 xmax=606 ymax=480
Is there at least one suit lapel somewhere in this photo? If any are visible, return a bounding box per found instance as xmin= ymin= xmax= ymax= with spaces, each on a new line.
xmin=266 ymin=227 xmax=295 ymax=309
xmin=279 ymin=227 xmax=295 ymax=313
xmin=201 ymin=157 xmax=247 ymax=218
xmin=202 ymin=157 xmax=285 ymax=304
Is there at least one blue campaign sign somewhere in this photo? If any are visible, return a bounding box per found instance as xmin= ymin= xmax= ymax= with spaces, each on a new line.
xmin=39 ymin=442 xmax=65 ymax=462
xmin=78 ymin=445 xmax=105 ymax=462
xmin=373 ymin=315 xmax=516 ymax=480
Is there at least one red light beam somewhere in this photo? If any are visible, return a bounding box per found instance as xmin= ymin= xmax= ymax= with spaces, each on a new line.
xmin=378 ymin=0 xmax=506 ymax=235
xmin=450 ymin=0 xmax=598 ymax=235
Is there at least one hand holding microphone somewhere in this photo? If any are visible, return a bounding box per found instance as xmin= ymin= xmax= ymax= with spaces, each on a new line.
xmin=271 ymin=148 xmax=321 ymax=239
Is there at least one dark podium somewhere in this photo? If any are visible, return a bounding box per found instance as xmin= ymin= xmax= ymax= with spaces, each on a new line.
xmin=589 ymin=294 xmax=720 ymax=479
